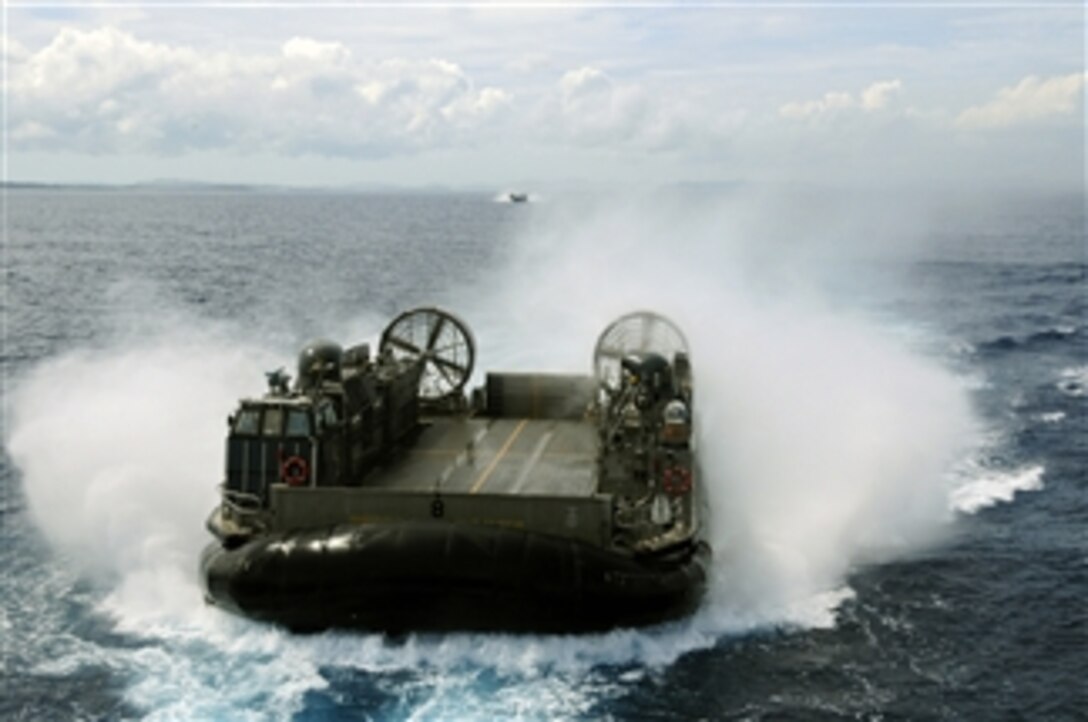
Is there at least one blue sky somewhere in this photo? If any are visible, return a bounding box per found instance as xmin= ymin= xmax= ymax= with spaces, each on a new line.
xmin=4 ymin=2 xmax=1084 ymax=190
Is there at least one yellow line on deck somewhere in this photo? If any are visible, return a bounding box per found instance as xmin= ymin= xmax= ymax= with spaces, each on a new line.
xmin=470 ymin=419 xmax=528 ymax=494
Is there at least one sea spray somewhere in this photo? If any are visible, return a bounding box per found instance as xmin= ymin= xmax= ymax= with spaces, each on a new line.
xmin=6 ymin=321 xmax=279 ymax=618
xmin=8 ymin=192 xmax=979 ymax=630
xmin=4 ymin=189 xmax=985 ymax=718
xmin=460 ymin=190 xmax=979 ymax=621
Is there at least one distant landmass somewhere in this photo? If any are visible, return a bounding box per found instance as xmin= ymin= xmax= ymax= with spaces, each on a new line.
xmin=0 ymin=178 xmax=493 ymax=194
xmin=2 ymin=179 xmax=261 ymax=192
xmin=1 ymin=178 xmax=751 ymax=196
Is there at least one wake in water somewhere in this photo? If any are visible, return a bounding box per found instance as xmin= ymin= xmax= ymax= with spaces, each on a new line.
xmin=7 ymin=190 xmax=1018 ymax=719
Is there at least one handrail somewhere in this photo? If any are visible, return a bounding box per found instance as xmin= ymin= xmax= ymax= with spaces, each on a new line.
xmin=221 ymin=487 xmax=263 ymax=517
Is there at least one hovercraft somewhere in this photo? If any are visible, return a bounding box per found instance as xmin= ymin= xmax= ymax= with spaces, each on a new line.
xmin=200 ymin=308 xmax=709 ymax=632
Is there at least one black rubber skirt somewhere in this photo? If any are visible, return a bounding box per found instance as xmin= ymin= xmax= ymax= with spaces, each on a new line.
xmin=200 ymin=522 xmax=710 ymax=633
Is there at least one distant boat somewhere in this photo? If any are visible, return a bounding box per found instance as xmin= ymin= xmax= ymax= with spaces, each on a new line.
xmin=508 ymin=192 xmax=528 ymax=203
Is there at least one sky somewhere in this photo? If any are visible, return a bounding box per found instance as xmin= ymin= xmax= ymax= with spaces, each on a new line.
xmin=3 ymin=1 xmax=1085 ymax=190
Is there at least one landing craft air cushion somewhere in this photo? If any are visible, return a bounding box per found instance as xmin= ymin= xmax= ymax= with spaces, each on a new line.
xmin=200 ymin=308 xmax=709 ymax=632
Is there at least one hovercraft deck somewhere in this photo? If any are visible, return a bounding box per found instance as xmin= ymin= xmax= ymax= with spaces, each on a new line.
xmin=369 ymin=417 xmax=597 ymax=496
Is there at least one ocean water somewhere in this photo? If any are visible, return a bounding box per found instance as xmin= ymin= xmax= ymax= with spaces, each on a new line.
xmin=2 ymin=187 xmax=1084 ymax=720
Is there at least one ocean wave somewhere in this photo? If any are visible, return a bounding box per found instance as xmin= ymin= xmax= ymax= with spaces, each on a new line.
xmin=81 ymin=579 xmax=856 ymax=722
xmin=1057 ymin=366 xmax=1087 ymax=397
xmin=979 ymin=335 xmax=1020 ymax=352
xmin=949 ymin=464 xmax=1045 ymax=515
xmin=1035 ymin=411 xmax=1067 ymax=424
xmin=948 ymin=338 xmax=977 ymax=357
xmin=978 ymin=326 xmax=1080 ymax=355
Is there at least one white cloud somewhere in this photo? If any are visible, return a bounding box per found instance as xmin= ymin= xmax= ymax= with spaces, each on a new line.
xmin=560 ymin=66 xmax=612 ymax=98
xmin=861 ymin=79 xmax=902 ymax=111
xmin=954 ymin=72 xmax=1086 ymax=130
xmin=443 ymin=86 xmax=512 ymax=125
xmin=281 ymin=37 xmax=351 ymax=65
xmin=5 ymin=12 xmax=1083 ymax=191
xmin=8 ymin=27 xmax=717 ymax=161
xmin=508 ymin=51 xmax=551 ymax=74
xmin=779 ymin=91 xmax=853 ymax=120
xmin=2 ymin=34 xmax=29 ymax=63
xmin=10 ymin=120 xmax=56 ymax=142
xmin=780 ymin=80 xmax=903 ymax=120
xmin=545 ymin=65 xmax=717 ymax=151
xmin=554 ymin=66 xmax=641 ymax=140
xmin=8 ymin=26 xmax=510 ymax=157
xmin=12 ymin=27 xmax=177 ymax=104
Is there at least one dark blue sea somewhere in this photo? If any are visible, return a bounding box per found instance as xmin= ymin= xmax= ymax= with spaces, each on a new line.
xmin=2 ymin=186 xmax=1084 ymax=720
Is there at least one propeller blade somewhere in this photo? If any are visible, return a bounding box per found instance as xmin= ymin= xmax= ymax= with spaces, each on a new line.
xmin=385 ymin=335 xmax=422 ymax=356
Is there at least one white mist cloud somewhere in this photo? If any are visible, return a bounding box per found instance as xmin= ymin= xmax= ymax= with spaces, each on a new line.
xmin=779 ymin=79 xmax=902 ymax=119
xmin=955 ymin=71 xmax=1087 ymax=130
xmin=460 ymin=190 xmax=979 ymax=619
xmin=6 ymin=331 xmax=276 ymax=585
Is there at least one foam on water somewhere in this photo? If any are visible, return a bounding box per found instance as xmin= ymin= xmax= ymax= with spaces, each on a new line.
xmin=6 ymin=191 xmax=1005 ymax=718
xmin=1057 ymin=365 xmax=1088 ymax=397
xmin=948 ymin=464 xmax=1045 ymax=515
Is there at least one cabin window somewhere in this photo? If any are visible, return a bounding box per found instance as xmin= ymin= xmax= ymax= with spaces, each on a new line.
xmin=262 ymin=407 xmax=283 ymax=437
xmin=233 ymin=409 xmax=260 ymax=435
xmin=317 ymin=401 xmax=339 ymax=430
xmin=286 ymin=409 xmax=311 ymax=437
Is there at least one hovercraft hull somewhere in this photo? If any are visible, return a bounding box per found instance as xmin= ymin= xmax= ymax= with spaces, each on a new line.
xmin=201 ymin=521 xmax=709 ymax=633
